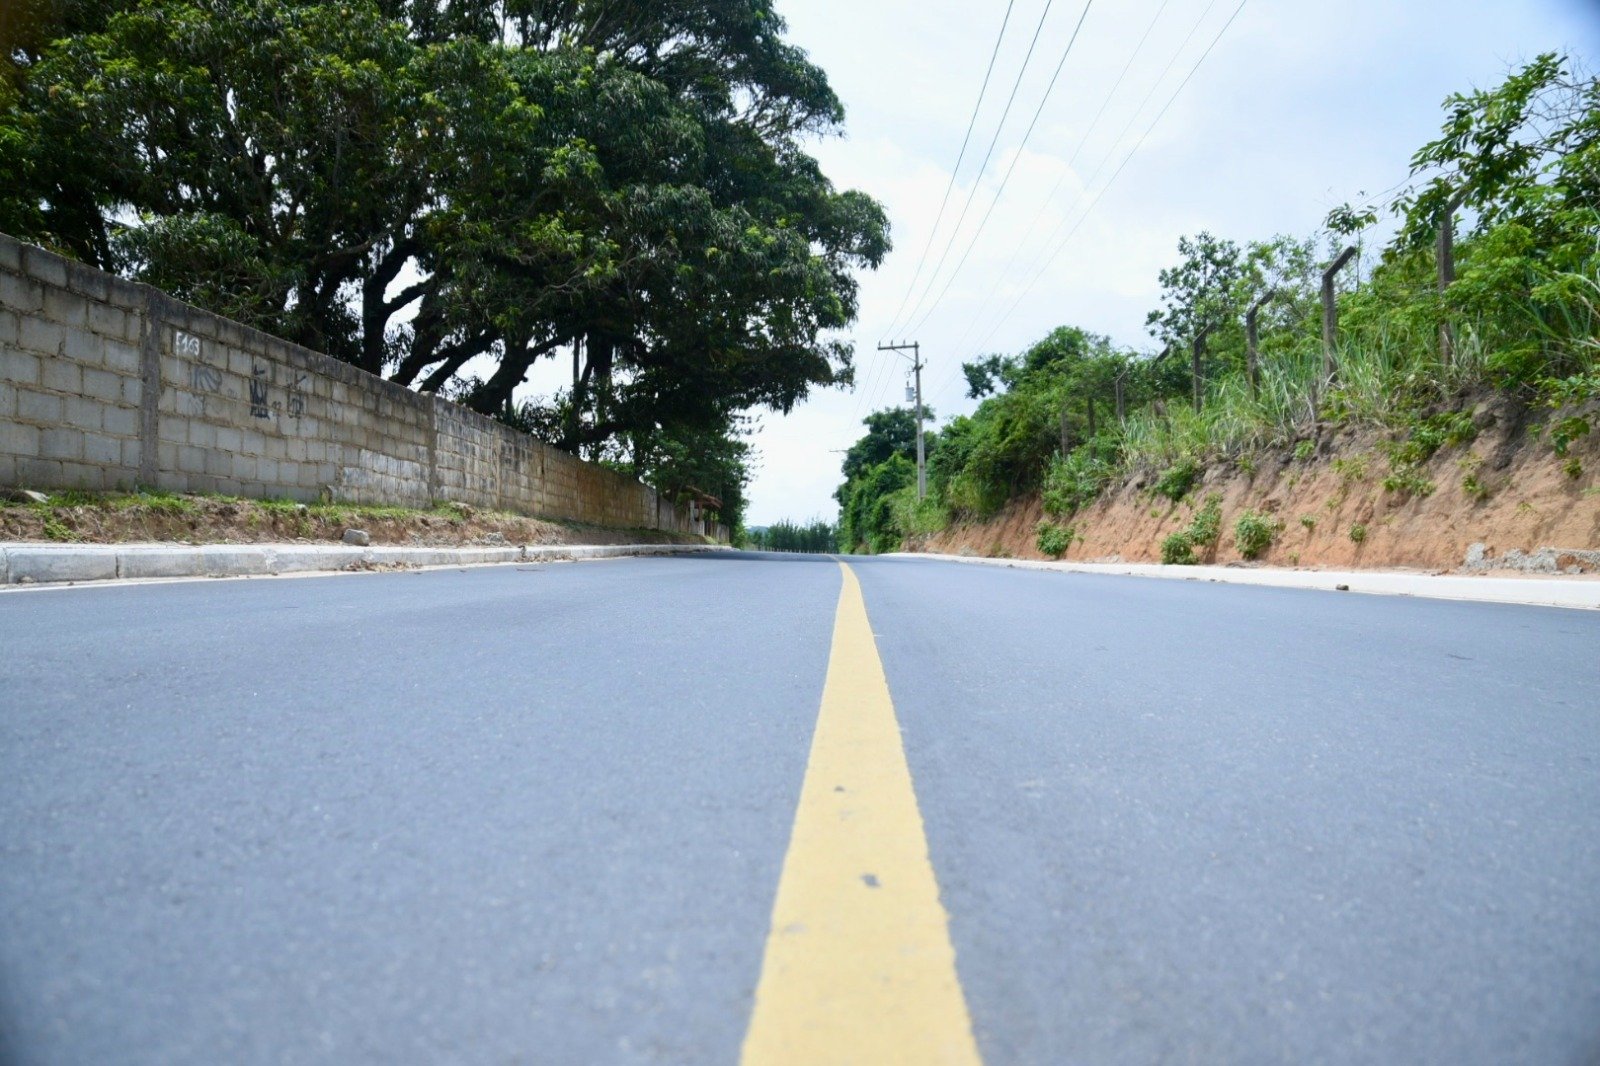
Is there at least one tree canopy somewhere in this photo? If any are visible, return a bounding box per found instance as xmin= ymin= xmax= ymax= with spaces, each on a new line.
xmin=0 ymin=0 xmax=890 ymax=531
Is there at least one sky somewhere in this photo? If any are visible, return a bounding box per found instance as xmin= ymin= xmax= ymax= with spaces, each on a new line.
xmin=736 ymin=0 xmax=1600 ymax=526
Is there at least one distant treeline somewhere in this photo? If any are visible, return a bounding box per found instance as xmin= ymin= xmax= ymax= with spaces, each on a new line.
xmin=744 ymin=520 xmax=838 ymax=553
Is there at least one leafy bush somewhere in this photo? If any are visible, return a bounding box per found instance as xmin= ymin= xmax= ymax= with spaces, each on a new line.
xmin=1293 ymin=440 xmax=1316 ymax=461
xmin=1041 ymin=439 xmax=1116 ymax=517
xmin=1387 ymin=411 xmax=1477 ymax=466
xmin=1233 ymin=510 xmax=1280 ymax=559
xmin=1035 ymin=521 xmax=1074 ymax=558
xmin=1161 ymin=530 xmax=1197 ymax=565
xmin=1188 ymin=493 xmax=1223 ymax=548
xmin=1153 ymin=458 xmax=1200 ymax=502
xmin=1349 ymin=523 xmax=1368 ymax=544
xmin=1160 ymin=493 xmax=1223 ymax=565
xmin=1382 ymin=463 xmax=1436 ymax=498
xmin=1299 ymin=514 xmax=1317 ymax=530
xmin=1332 ymin=454 xmax=1369 ymax=482
xmin=1550 ymin=415 xmax=1592 ymax=456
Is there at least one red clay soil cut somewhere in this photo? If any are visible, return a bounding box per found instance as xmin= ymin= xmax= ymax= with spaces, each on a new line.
xmin=919 ymin=396 xmax=1600 ymax=575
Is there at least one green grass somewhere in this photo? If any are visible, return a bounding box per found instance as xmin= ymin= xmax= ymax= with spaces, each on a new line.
xmin=41 ymin=515 xmax=79 ymax=541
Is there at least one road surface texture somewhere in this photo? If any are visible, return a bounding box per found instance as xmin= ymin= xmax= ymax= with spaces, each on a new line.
xmin=2 ymin=553 xmax=1597 ymax=1064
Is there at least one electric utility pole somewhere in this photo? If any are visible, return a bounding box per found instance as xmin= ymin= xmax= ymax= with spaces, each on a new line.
xmin=877 ymin=341 xmax=925 ymax=500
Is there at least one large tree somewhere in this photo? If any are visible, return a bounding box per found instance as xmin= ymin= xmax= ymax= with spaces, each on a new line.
xmin=0 ymin=0 xmax=888 ymax=497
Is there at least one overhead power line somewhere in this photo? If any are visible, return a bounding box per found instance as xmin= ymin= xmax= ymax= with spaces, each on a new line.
xmin=900 ymin=0 xmax=1097 ymax=339
xmin=937 ymin=0 xmax=1250 ymax=401
xmin=936 ymin=0 xmax=1180 ymax=367
xmin=883 ymin=0 xmax=1060 ymax=343
xmin=876 ymin=0 xmax=1019 ymax=343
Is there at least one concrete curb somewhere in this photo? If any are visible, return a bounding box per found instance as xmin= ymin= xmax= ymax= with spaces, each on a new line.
xmin=0 ymin=541 xmax=727 ymax=587
xmin=891 ymin=552 xmax=1600 ymax=611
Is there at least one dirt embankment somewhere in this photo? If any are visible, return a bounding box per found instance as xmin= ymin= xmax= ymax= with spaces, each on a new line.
xmin=920 ymin=395 xmax=1600 ymax=574
xmin=0 ymin=495 xmax=707 ymax=549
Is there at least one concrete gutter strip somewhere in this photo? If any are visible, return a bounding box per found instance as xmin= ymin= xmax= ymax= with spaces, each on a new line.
xmin=895 ymin=552 xmax=1600 ymax=611
xmin=0 ymin=542 xmax=726 ymax=587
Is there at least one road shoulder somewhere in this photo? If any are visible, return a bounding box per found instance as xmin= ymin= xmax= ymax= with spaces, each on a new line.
xmin=891 ymin=552 xmax=1600 ymax=610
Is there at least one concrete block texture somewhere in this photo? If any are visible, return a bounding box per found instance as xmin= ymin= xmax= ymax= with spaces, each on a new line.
xmin=18 ymin=317 xmax=63 ymax=356
xmin=22 ymin=246 xmax=68 ymax=288
xmin=0 ymin=272 xmax=43 ymax=313
xmin=0 ymin=232 xmax=702 ymax=535
xmin=102 ymin=405 xmax=139 ymax=439
xmin=1 ymin=421 xmax=41 ymax=457
xmin=16 ymin=389 xmax=63 ymax=424
xmin=0 ymin=348 xmax=41 ymax=386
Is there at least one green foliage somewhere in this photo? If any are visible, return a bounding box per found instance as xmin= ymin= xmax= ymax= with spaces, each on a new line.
xmin=1382 ymin=464 xmax=1436 ymax=498
xmin=1332 ymin=454 xmax=1370 ymax=482
xmin=835 ymin=407 xmax=934 ymax=553
xmin=1349 ymin=523 xmax=1368 ymax=544
xmin=1161 ymin=531 xmax=1197 ymax=565
xmin=746 ymin=519 xmax=837 ymax=553
xmin=41 ymin=515 xmax=78 ymax=541
xmin=1386 ymin=411 xmax=1477 ymax=466
xmin=633 ymin=414 xmax=753 ymax=534
xmin=1107 ymin=58 xmax=1597 ymax=483
xmin=1462 ymin=472 xmax=1492 ymax=500
xmin=1233 ymin=510 xmax=1280 ymax=559
xmin=1565 ymin=456 xmax=1585 ymax=479
xmin=1041 ymin=438 xmax=1117 ymax=517
xmin=838 ymin=452 xmax=914 ymax=554
xmin=1034 ymin=521 xmax=1074 ymax=558
xmin=1299 ymin=514 xmax=1317 ymax=530
xmin=1294 ymin=440 xmax=1316 ymax=461
xmin=1550 ymin=415 xmax=1593 ymax=455
xmin=1160 ymin=492 xmax=1224 ymax=566
xmin=1 ymin=0 xmax=890 ymax=500
xmin=1188 ymin=493 xmax=1224 ymax=548
xmin=924 ymin=327 xmax=1128 ymax=521
xmin=1153 ymin=459 xmax=1200 ymax=502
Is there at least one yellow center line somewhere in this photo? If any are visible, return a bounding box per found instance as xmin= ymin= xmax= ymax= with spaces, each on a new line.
xmin=741 ymin=561 xmax=982 ymax=1066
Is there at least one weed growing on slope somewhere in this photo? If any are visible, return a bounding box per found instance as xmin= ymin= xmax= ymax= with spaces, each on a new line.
xmin=1382 ymin=463 xmax=1436 ymax=499
xmin=1153 ymin=459 xmax=1200 ymax=502
xmin=1035 ymin=521 xmax=1075 ymax=558
xmin=1188 ymin=493 xmax=1223 ymax=548
xmin=41 ymin=515 xmax=78 ymax=541
xmin=1233 ymin=511 xmax=1281 ymax=559
xmin=1161 ymin=493 xmax=1223 ymax=565
xmin=1161 ymin=531 xmax=1196 ymax=565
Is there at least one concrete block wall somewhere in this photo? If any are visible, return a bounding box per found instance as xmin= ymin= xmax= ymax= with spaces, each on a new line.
xmin=0 ymin=233 xmax=712 ymax=536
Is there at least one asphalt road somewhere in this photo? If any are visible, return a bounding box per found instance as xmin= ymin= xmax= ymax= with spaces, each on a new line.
xmin=1 ymin=553 xmax=1597 ymax=1064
